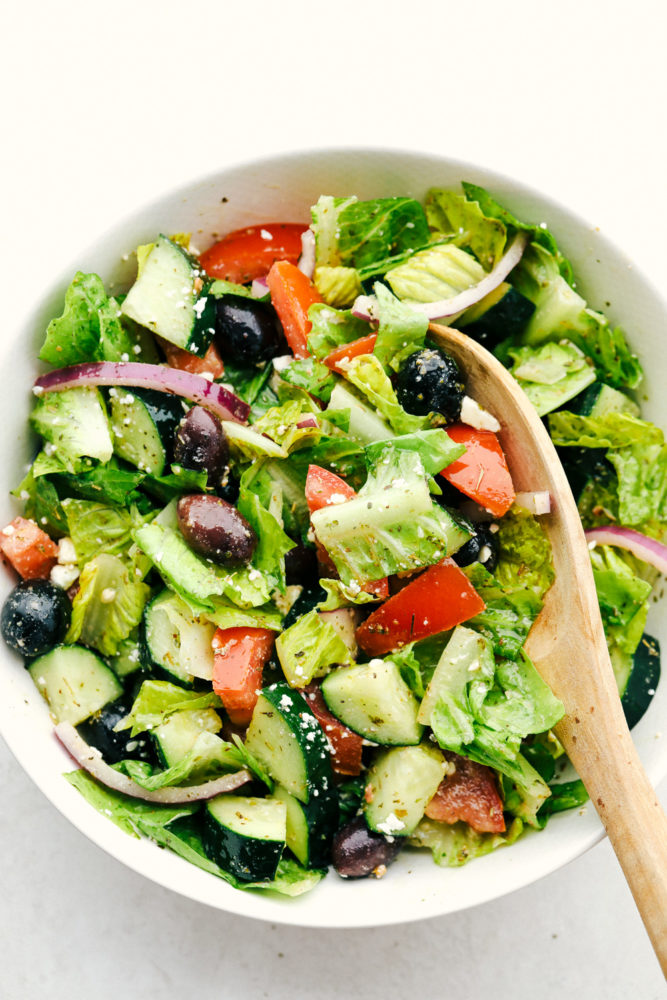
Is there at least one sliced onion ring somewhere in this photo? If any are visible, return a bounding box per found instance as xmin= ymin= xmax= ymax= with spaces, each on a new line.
xmin=297 ymin=229 xmax=316 ymax=279
xmin=56 ymin=722 xmax=251 ymax=803
xmin=251 ymin=276 xmax=269 ymax=297
xmin=514 ymin=490 xmax=551 ymax=515
xmin=584 ymin=525 xmax=667 ymax=575
xmin=34 ymin=361 xmax=250 ymax=424
xmin=352 ymin=232 xmax=529 ymax=322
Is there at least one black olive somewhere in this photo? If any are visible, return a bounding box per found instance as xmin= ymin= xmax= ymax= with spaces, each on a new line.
xmin=214 ymin=295 xmax=286 ymax=364
xmin=174 ymin=406 xmax=229 ymax=489
xmin=216 ymin=468 xmax=240 ymax=505
xmin=177 ymin=494 xmax=257 ymax=565
xmin=78 ymin=695 xmax=158 ymax=766
xmin=452 ymin=523 xmax=499 ymax=572
xmin=332 ymin=816 xmax=402 ymax=879
xmin=1 ymin=579 xmax=71 ymax=658
xmin=284 ymin=541 xmax=319 ymax=587
xmin=395 ymin=347 xmax=465 ymax=422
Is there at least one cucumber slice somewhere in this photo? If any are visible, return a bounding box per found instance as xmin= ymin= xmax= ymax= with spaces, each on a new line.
xmin=574 ymin=381 xmax=640 ymax=419
xmin=153 ymin=708 xmax=222 ymax=767
xmin=202 ymin=795 xmax=287 ymax=882
xmin=28 ymin=644 xmax=122 ymax=725
xmin=142 ymin=590 xmax=216 ymax=686
xmin=327 ymin=382 xmax=394 ymax=444
xmin=244 ymin=683 xmax=335 ymax=804
xmin=321 ymin=660 xmax=423 ymax=745
xmin=273 ymin=784 xmax=339 ymax=869
xmin=364 ymin=744 xmax=447 ymax=836
xmin=122 ymin=235 xmax=216 ymax=355
xmin=111 ymin=387 xmax=184 ymax=475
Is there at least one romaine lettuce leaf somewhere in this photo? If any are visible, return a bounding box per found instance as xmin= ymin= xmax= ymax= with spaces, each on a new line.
xmin=221 ymin=359 xmax=274 ymax=407
xmin=66 ymin=553 xmax=151 ymax=656
xmin=464 ymin=562 xmax=543 ymax=659
xmin=364 ymin=429 xmax=465 ymax=477
xmin=508 ymin=340 xmax=596 ymax=416
xmin=342 ymin=354 xmax=435 ymax=435
xmin=12 ymin=469 xmax=67 ymax=536
xmin=62 ymin=498 xmax=143 ymax=567
xmin=494 ymin=507 xmax=554 ymax=598
xmin=55 ymin=463 xmax=146 ymax=508
xmin=115 ymin=679 xmax=222 ymax=737
xmin=425 ymin=188 xmax=508 ymax=270
xmin=316 ymin=578 xmax=380 ymax=611
xmin=313 ymin=195 xmax=430 ymax=271
xmin=39 ymin=272 xmax=137 ymax=366
xmin=310 ymin=195 xmax=358 ymax=267
xmin=65 ymin=769 xmax=196 ymax=837
xmin=203 ymin=597 xmax=283 ymax=631
xmin=386 ymin=243 xmax=486 ymax=305
xmin=306 ymin=302 xmax=371 ymax=360
xmin=275 ymin=608 xmax=354 ymax=686
xmin=253 ymin=399 xmax=321 ymax=454
xmin=277 ymin=357 xmax=337 ymax=404
xmin=116 ymin=732 xmax=241 ymax=789
xmin=140 ymin=466 xmax=209 ymax=503
xmin=371 ymin=283 xmax=429 ymax=372
xmin=409 ymin=816 xmax=523 ymax=867
xmin=313 ymin=266 xmax=363 ymax=307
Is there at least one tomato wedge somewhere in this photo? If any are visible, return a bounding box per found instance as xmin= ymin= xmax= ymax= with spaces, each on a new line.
xmin=306 ymin=466 xmax=389 ymax=599
xmin=267 ymin=261 xmax=321 ymax=358
xmin=211 ymin=627 xmax=275 ymax=726
xmin=301 ymin=683 xmax=364 ymax=776
xmin=355 ymin=559 xmax=485 ymax=657
xmin=440 ymin=424 xmax=515 ymax=517
xmin=199 ymin=223 xmax=306 ymax=284
xmin=323 ymin=334 xmax=378 ymax=374
xmin=159 ymin=338 xmax=225 ymax=380
xmin=0 ymin=517 xmax=58 ymax=580
xmin=425 ymin=752 xmax=506 ymax=833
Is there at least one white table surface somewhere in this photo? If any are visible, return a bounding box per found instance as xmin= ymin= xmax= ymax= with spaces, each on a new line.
xmin=2 ymin=2 xmax=666 ymax=995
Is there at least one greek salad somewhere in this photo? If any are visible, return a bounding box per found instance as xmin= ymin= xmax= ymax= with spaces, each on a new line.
xmin=1 ymin=183 xmax=663 ymax=896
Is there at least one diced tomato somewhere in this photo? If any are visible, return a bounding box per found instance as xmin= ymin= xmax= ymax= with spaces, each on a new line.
xmin=301 ymin=684 xmax=363 ymax=776
xmin=440 ymin=424 xmax=515 ymax=517
xmin=199 ymin=223 xmax=307 ymax=284
xmin=355 ymin=559 xmax=485 ymax=657
xmin=0 ymin=517 xmax=58 ymax=580
xmin=305 ymin=465 xmax=356 ymax=514
xmin=425 ymin=751 xmax=506 ymax=833
xmin=266 ymin=261 xmax=321 ymax=359
xmin=306 ymin=466 xmax=389 ymax=597
xmin=211 ymin=627 xmax=275 ymax=726
xmin=323 ymin=334 xmax=378 ymax=374
xmin=159 ymin=338 xmax=225 ymax=380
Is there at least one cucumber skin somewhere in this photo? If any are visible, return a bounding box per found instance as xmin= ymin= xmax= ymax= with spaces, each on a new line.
xmin=274 ymin=784 xmax=339 ymax=869
xmin=202 ymin=809 xmax=285 ymax=882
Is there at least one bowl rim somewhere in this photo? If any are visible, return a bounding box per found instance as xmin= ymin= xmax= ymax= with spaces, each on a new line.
xmin=2 ymin=145 xmax=666 ymax=928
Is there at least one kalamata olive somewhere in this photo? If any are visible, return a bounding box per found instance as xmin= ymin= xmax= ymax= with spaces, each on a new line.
xmin=214 ymin=295 xmax=286 ymax=364
xmin=177 ymin=494 xmax=257 ymax=565
xmin=332 ymin=816 xmax=402 ymax=879
xmin=395 ymin=347 xmax=465 ymax=422
xmin=216 ymin=468 xmax=240 ymax=505
xmin=173 ymin=406 xmax=229 ymax=489
xmin=284 ymin=541 xmax=319 ymax=587
xmin=452 ymin=523 xmax=499 ymax=572
xmin=1 ymin=579 xmax=71 ymax=658
xmin=78 ymin=695 xmax=158 ymax=766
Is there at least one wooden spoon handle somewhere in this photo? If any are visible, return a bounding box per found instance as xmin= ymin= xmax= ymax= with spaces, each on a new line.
xmin=555 ymin=705 xmax=667 ymax=976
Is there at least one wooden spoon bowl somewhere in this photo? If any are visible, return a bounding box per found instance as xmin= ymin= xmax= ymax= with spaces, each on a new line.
xmin=430 ymin=322 xmax=667 ymax=974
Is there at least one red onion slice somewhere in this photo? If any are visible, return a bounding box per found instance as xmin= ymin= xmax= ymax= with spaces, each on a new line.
xmin=251 ymin=276 xmax=269 ymax=297
xmin=514 ymin=490 xmax=551 ymax=515
xmin=56 ymin=722 xmax=251 ymax=803
xmin=297 ymin=229 xmax=316 ymax=279
xmin=584 ymin=525 xmax=667 ymax=575
xmin=352 ymin=232 xmax=529 ymax=322
xmin=34 ymin=362 xmax=250 ymax=424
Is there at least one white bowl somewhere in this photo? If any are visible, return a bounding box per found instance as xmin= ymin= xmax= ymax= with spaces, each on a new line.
xmin=1 ymin=149 xmax=665 ymax=928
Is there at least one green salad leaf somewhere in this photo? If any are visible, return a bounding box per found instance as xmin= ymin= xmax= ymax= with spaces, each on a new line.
xmin=364 ymin=429 xmax=465 ymax=477
xmin=494 ymin=507 xmax=555 ymax=598
xmin=342 ymin=354 xmax=435 ymax=435
xmin=66 ymin=553 xmax=150 ymax=656
xmin=275 ymin=608 xmax=354 ymax=686
xmin=465 ymin=562 xmax=543 ymax=659
xmin=409 ymin=816 xmax=524 ymax=867
xmin=116 ymin=679 xmax=222 ymax=737
xmin=62 ymin=498 xmax=143 ymax=567
xmin=385 ymin=243 xmax=486 ymax=306
xmin=312 ymin=195 xmax=430 ymax=271
xmin=307 ymin=302 xmax=370 ymax=360
xmin=508 ymin=340 xmax=596 ymax=416
xmin=370 ymin=283 xmax=429 ymax=372
xmin=116 ymin=732 xmax=241 ymax=789
xmin=313 ymin=266 xmax=363 ymax=307
xmin=425 ymin=188 xmax=508 ymax=270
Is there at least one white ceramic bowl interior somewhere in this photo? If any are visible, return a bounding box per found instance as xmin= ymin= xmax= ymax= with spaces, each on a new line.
xmin=1 ymin=149 xmax=665 ymax=928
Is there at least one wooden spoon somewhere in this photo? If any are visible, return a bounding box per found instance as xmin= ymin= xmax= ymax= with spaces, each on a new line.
xmin=429 ymin=322 xmax=667 ymax=974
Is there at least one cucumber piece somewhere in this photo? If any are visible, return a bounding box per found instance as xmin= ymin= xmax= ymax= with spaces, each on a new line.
xmin=418 ymin=626 xmax=494 ymax=726
xmin=322 ymin=660 xmax=423 ymax=745
xmin=31 ymin=386 xmax=113 ymax=465
xmin=142 ymin=590 xmax=217 ymax=686
xmin=153 ymin=707 xmax=222 ymax=767
xmin=364 ymin=744 xmax=447 ymax=836
xmin=274 ymin=784 xmax=339 ymax=869
xmin=122 ymin=235 xmax=216 ymax=355
xmin=110 ymin=387 xmax=184 ymax=476
xmin=457 ymin=282 xmax=535 ymax=341
xmin=202 ymin=795 xmax=287 ymax=882
xmin=574 ymin=381 xmax=640 ymax=419
xmin=244 ymin=683 xmax=335 ymax=803
xmin=28 ymin=644 xmax=122 ymax=725
xmin=622 ymin=632 xmax=661 ymax=730
xmin=327 ymin=382 xmax=394 ymax=444
xmin=109 ymin=635 xmax=143 ymax=678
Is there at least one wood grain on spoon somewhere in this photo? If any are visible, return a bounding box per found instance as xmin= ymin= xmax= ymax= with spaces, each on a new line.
xmin=429 ymin=322 xmax=667 ymax=975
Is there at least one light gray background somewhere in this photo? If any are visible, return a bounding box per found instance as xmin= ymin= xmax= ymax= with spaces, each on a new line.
xmin=2 ymin=1 xmax=666 ymax=996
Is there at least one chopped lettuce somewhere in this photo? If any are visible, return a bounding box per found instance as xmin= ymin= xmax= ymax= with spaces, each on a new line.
xmin=65 ymin=769 xmax=196 ymax=837
xmin=494 ymin=506 xmax=555 ymax=598
xmin=222 ymin=359 xmax=274 ymax=407
xmin=116 ymin=732 xmax=241 ymax=789
xmin=342 ymin=354 xmax=434 ymax=435
xmin=310 ymin=195 xmax=358 ymax=267
xmin=314 ymin=266 xmax=363 ymax=307
xmin=62 ymin=498 xmax=143 ymax=567
xmin=275 ymin=608 xmax=354 ymax=686
xmin=364 ymin=429 xmax=465 ymax=477
xmin=409 ymin=816 xmax=524 ymax=867
xmin=253 ymin=399 xmax=321 ymax=454
xmin=465 ymin=562 xmax=543 ymax=659
xmin=311 ymin=447 xmax=470 ymax=585
xmin=237 ymin=469 xmax=295 ymax=595
xmin=316 ymin=578 xmax=381 ymax=611
xmin=371 ymin=283 xmax=429 ymax=372
xmin=537 ymin=779 xmax=589 ymax=819
xmin=55 ymin=463 xmax=146 ymax=507
xmin=203 ymin=597 xmax=283 ymax=632
xmin=312 ymin=195 xmax=430 ymax=271
xmin=31 ymin=387 xmax=114 ymax=468
xmin=66 ymin=553 xmax=150 ymax=656
xmin=116 ymin=679 xmax=222 ymax=737
xmin=307 ymin=303 xmax=370 ymax=360
xmin=140 ymin=466 xmax=209 ymax=504
xmin=386 ymin=243 xmax=486 ymax=306
xmin=591 ymin=545 xmax=651 ymax=662
xmin=278 ymin=357 xmax=337 ymax=404
xmin=425 ymin=188 xmax=508 ymax=270
xmin=508 ymin=340 xmax=596 ymax=416
xmin=39 ymin=272 xmax=137 ymax=366
xmin=12 ymin=469 xmax=67 ymax=536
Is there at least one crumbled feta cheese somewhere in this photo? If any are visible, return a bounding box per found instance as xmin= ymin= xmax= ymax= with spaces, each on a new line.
xmin=375 ymin=812 xmax=405 ymax=835
xmin=57 ymin=537 xmax=77 ymax=565
xmin=50 ymin=563 xmax=80 ymax=589
xmin=100 ymin=588 xmax=117 ymax=603
xmin=460 ymin=395 xmax=500 ymax=432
